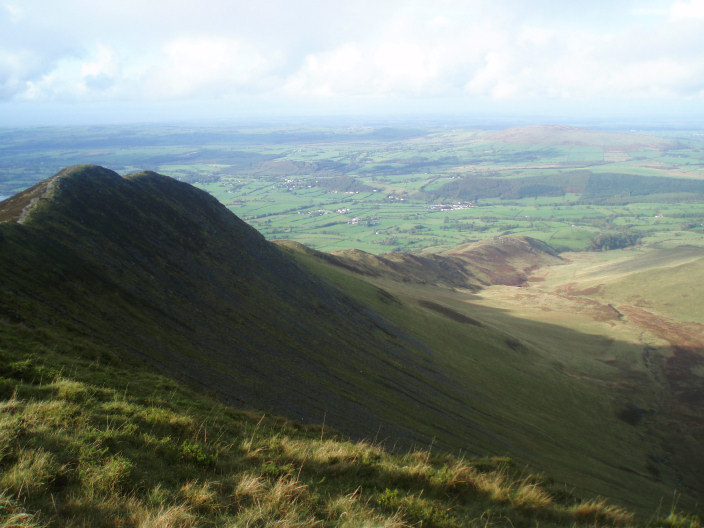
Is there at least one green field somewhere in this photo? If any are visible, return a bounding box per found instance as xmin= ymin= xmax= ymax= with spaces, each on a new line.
xmin=2 ymin=123 xmax=704 ymax=254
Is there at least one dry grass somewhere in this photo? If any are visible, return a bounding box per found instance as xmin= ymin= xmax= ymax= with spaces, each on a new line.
xmin=128 ymin=499 xmax=197 ymax=528
xmin=325 ymin=487 xmax=362 ymax=519
xmin=569 ymin=498 xmax=636 ymax=526
xmin=0 ymin=448 xmax=58 ymax=498
xmin=437 ymin=460 xmax=510 ymax=499
xmin=79 ymin=454 xmax=133 ymax=497
xmin=232 ymin=475 xmax=320 ymax=527
xmin=0 ymin=388 xmax=649 ymax=528
xmin=234 ymin=473 xmax=268 ymax=502
xmin=0 ymin=491 xmax=45 ymax=528
xmin=325 ymin=488 xmax=410 ymax=528
xmin=657 ymin=511 xmax=703 ymax=528
xmin=53 ymin=378 xmax=93 ymax=403
xmin=0 ymin=342 xmax=680 ymax=528
xmin=275 ymin=435 xmax=384 ymax=469
xmin=179 ymin=480 xmax=220 ymax=511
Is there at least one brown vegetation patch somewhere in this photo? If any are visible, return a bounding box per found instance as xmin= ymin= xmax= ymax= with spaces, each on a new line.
xmin=488 ymin=266 xmax=528 ymax=286
xmin=589 ymin=301 xmax=623 ymax=322
xmin=555 ymin=282 xmax=604 ymax=297
xmin=617 ymin=306 xmax=704 ymax=348
xmin=446 ymin=236 xmax=562 ymax=287
xmin=552 ymin=296 xmax=622 ymax=323
xmin=572 ymin=285 xmax=603 ymax=296
xmin=554 ymin=282 xmax=578 ymax=295
xmin=318 ymin=251 xmax=381 ymax=277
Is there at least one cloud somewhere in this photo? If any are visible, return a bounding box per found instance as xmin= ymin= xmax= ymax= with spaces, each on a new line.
xmin=670 ymin=0 xmax=704 ymax=19
xmin=2 ymin=0 xmax=704 ymax=120
xmin=280 ymin=2 xmax=704 ymax=104
xmin=80 ymin=45 xmax=118 ymax=91
xmin=145 ymin=37 xmax=278 ymax=99
xmin=284 ymin=44 xmax=368 ymax=97
xmin=0 ymin=49 xmax=32 ymax=99
xmin=3 ymin=2 xmax=23 ymax=22
xmin=17 ymin=45 xmax=124 ymax=102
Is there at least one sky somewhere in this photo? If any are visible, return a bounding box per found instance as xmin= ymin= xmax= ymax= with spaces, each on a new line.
xmin=1 ymin=0 xmax=704 ymax=126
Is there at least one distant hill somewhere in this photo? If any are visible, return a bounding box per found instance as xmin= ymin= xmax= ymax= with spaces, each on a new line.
xmin=487 ymin=124 xmax=675 ymax=150
xmin=280 ymin=235 xmax=562 ymax=291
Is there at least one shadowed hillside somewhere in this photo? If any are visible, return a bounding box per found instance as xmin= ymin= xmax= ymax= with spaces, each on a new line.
xmin=0 ymin=165 xmax=481 ymax=448
xmin=278 ymin=239 xmax=704 ymax=514
xmin=291 ymin=235 xmax=561 ymax=291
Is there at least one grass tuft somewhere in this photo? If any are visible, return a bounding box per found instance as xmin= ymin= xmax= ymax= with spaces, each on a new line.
xmin=79 ymin=454 xmax=133 ymax=497
xmin=0 ymin=448 xmax=59 ymax=499
xmin=128 ymin=499 xmax=196 ymax=528
xmin=655 ymin=512 xmax=703 ymax=528
xmin=569 ymin=497 xmax=636 ymax=526
xmin=0 ymin=491 xmax=45 ymax=528
xmin=179 ymin=480 xmax=220 ymax=511
xmin=509 ymin=478 xmax=555 ymax=509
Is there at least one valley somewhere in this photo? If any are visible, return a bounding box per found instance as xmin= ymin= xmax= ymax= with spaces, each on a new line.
xmin=282 ymin=236 xmax=704 ymax=514
xmin=477 ymin=245 xmax=704 ymax=347
xmin=2 ymin=123 xmax=704 ymax=255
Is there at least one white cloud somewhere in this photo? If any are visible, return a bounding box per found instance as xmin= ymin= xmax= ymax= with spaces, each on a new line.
xmin=2 ymin=0 xmax=704 ymax=120
xmin=80 ymin=44 xmax=118 ymax=91
xmin=146 ymin=37 xmax=276 ymax=98
xmin=465 ymin=52 xmax=515 ymax=99
xmin=17 ymin=45 xmax=126 ymax=101
xmin=670 ymin=0 xmax=704 ymax=19
xmin=284 ymin=44 xmax=368 ymax=97
xmin=0 ymin=49 xmax=33 ymax=98
xmin=3 ymin=2 xmax=23 ymax=22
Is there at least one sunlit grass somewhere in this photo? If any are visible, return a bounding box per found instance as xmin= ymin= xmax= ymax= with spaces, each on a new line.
xmin=2 ymin=336 xmax=684 ymax=527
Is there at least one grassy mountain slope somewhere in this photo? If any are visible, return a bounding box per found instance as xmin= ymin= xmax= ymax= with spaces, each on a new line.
xmin=0 ymin=165 xmax=491 ymax=450
xmin=2 ymin=325 xmax=661 ymax=527
xmin=583 ymin=247 xmax=704 ymax=323
xmin=471 ymin=245 xmax=704 ymax=502
xmin=444 ymin=236 xmax=563 ymax=285
xmin=324 ymin=235 xmax=562 ymax=291
xmin=277 ymin=241 xmax=704 ymax=513
xmin=1 ymin=165 xmax=701 ymax=524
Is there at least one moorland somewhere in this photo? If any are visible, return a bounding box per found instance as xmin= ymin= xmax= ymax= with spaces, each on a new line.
xmin=0 ymin=123 xmax=703 ymax=526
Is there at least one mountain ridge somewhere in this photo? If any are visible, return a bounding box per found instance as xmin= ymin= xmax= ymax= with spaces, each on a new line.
xmin=0 ymin=165 xmax=485 ymax=449
xmin=277 ymin=233 xmax=562 ymax=291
